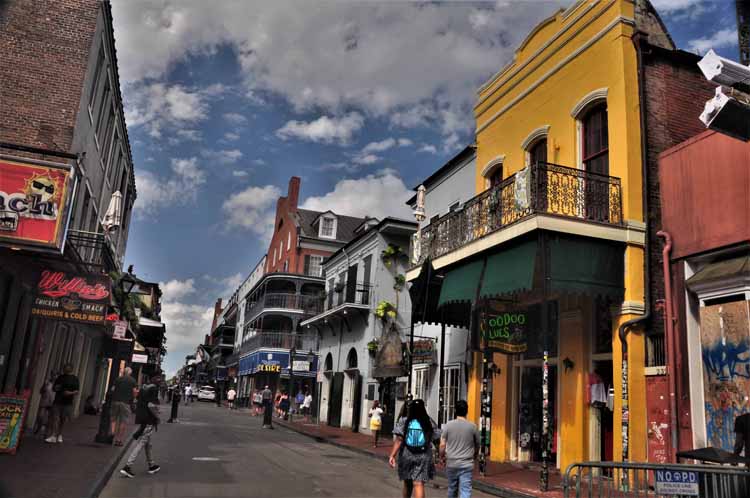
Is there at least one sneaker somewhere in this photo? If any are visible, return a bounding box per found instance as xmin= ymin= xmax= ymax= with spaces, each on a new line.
xmin=57 ymin=435 xmax=63 ymax=443
xmin=120 ymin=466 xmax=135 ymax=478
xmin=148 ymin=464 xmax=161 ymax=475
xmin=44 ymin=436 xmax=57 ymax=444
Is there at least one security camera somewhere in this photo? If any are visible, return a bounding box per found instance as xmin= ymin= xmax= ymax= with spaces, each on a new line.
xmin=700 ymin=86 xmax=750 ymax=141
xmin=698 ymin=50 xmax=750 ymax=88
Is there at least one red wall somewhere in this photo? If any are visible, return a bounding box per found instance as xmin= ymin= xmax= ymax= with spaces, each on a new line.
xmin=659 ymin=131 xmax=750 ymax=260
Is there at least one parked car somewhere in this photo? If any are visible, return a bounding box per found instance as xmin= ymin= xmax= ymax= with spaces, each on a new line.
xmin=197 ymin=385 xmax=216 ymax=402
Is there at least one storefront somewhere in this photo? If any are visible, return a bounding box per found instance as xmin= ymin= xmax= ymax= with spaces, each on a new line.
xmin=239 ymin=350 xmax=318 ymax=397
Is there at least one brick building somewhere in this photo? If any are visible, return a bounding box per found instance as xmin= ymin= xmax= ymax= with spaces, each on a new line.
xmin=0 ymin=0 xmax=137 ymax=434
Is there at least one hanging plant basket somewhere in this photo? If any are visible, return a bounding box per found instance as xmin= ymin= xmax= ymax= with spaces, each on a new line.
xmin=381 ymin=244 xmax=405 ymax=268
xmin=374 ymin=300 xmax=397 ymax=323
xmin=367 ymin=339 xmax=379 ymax=355
xmin=393 ymin=274 xmax=406 ymax=291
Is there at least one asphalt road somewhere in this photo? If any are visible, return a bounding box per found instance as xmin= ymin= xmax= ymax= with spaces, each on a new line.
xmin=98 ymin=401 xmax=495 ymax=498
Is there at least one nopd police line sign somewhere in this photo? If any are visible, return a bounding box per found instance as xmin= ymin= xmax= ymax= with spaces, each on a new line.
xmin=654 ymin=469 xmax=699 ymax=496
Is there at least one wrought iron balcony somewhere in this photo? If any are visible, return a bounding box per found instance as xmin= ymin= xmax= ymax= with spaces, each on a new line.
xmin=245 ymin=292 xmax=324 ymax=321
xmin=325 ymin=281 xmax=372 ymax=310
xmin=239 ymin=331 xmax=319 ymax=356
xmin=65 ymin=229 xmax=118 ymax=273
xmin=410 ymin=162 xmax=623 ymax=266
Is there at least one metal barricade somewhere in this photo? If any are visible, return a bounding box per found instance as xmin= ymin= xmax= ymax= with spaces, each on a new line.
xmin=563 ymin=461 xmax=750 ymax=498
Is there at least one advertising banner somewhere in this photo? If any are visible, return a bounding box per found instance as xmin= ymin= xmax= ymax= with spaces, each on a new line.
xmin=31 ymin=269 xmax=111 ymax=324
xmin=0 ymin=157 xmax=73 ymax=252
xmin=0 ymin=394 xmax=29 ymax=455
xmin=479 ymin=309 xmax=529 ymax=354
xmin=411 ymin=339 xmax=436 ymax=365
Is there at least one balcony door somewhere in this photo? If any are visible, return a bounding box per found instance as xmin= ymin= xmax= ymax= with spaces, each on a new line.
xmin=346 ymin=264 xmax=358 ymax=304
xmin=582 ymin=103 xmax=610 ymax=222
xmin=528 ymin=138 xmax=548 ymax=213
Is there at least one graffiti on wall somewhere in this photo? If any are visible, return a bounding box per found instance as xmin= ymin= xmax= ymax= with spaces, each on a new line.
xmin=700 ymin=300 xmax=750 ymax=451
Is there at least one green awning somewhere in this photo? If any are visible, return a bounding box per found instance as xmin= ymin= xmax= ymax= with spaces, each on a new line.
xmin=685 ymin=255 xmax=750 ymax=291
xmin=548 ymin=235 xmax=624 ymax=299
xmin=479 ymin=240 xmax=537 ymax=299
xmin=437 ymin=259 xmax=484 ymax=306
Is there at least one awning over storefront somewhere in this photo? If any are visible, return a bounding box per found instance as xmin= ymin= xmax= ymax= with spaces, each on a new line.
xmin=437 ymin=232 xmax=624 ymax=307
xmin=686 ymin=254 xmax=750 ymax=291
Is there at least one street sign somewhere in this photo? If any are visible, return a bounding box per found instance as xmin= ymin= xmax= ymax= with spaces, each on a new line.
xmin=292 ymin=360 xmax=309 ymax=372
xmin=113 ymin=320 xmax=128 ymax=340
xmin=654 ymin=469 xmax=699 ymax=496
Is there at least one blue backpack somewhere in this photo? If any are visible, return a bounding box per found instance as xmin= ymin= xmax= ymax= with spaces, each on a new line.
xmin=405 ymin=419 xmax=427 ymax=452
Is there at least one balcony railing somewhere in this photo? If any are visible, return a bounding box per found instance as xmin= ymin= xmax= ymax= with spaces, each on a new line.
xmin=325 ymin=282 xmax=372 ymax=310
xmin=65 ymin=229 xmax=118 ymax=272
xmin=245 ymin=292 xmax=324 ymax=321
xmin=411 ymin=162 xmax=623 ymax=266
xmin=239 ymin=331 xmax=319 ymax=356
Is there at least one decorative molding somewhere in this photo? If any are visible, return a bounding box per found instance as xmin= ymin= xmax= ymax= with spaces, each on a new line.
xmin=477 ymin=14 xmax=634 ymax=133
xmin=521 ymin=125 xmax=551 ymax=150
xmin=480 ymin=154 xmax=505 ymax=178
xmin=570 ymin=87 xmax=609 ymax=118
xmin=517 ymin=9 xmax=563 ymax=53
xmin=610 ymin=301 xmax=645 ymax=317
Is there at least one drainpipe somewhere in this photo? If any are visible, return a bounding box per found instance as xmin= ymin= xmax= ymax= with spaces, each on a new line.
xmin=619 ymin=32 xmax=653 ymax=468
xmin=657 ymin=230 xmax=678 ymax=463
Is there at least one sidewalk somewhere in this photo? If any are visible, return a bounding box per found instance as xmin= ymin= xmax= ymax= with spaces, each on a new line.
xmin=275 ymin=416 xmax=564 ymax=498
xmin=0 ymin=413 xmax=133 ymax=498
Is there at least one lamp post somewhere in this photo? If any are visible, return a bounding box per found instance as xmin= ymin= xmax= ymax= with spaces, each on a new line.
xmin=95 ymin=271 xmax=137 ymax=444
xmin=289 ymin=345 xmax=295 ymax=421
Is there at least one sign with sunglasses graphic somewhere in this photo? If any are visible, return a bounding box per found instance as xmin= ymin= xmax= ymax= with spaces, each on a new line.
xmin=0 ymin=157 xmax=73 ymax=251
xmin=31 ymin=269 xmax=111 ymax=324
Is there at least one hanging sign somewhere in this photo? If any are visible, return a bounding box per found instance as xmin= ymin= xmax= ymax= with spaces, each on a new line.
xmin=0 ymin=157 xmax=73 ymax=252
xmin=113 ymin=320 xmax=128 ymax=340
xmin=479 ymin=310 xmax=528 ymax=354
xmin=0 ymin=394 xmax=29 ymax=454
xmin=411 ymin=339 xmax=436 ymax=365
xmin=132 ymin=353 xmax=148 ymax=364
xmin=31 ymin=269 xmax=111 ymax=324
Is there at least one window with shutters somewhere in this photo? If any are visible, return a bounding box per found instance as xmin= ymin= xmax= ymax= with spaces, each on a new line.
xmin=413 ymin=367 xmax=430 ymax=401
xmin=582 ymin=103 xmax=609 ymax=175
xmin=304 ymin=255 xmax=323 ymax=277
xmin=319 ymin=216 xmax=337 ymax=239
xmin=441 ymin=365 xmax=461 ymax=422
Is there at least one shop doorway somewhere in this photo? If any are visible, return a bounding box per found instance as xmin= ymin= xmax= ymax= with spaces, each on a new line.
xmin=379 ymin=378 xmax=397 ymax=436
xmin=328 ymin=372 xmax=344 ymax=427
xmin=517 ymin=365 xmax=558 ymax=464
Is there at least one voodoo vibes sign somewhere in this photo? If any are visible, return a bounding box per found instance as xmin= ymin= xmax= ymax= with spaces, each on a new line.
xmin=0 ymin=157 xmax=73 ymax=252
xmin=31 ymin=269 xmax=111 ymax=324
xmin=0 ymin=394 xmax=28 ymax=454
xmin=479 ymin=309 xmax=529 ymax=354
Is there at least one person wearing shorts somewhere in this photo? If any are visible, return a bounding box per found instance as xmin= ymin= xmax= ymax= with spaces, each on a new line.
xmin=45 ymin=363 xmax=79 ymax=444
xmin=369 ymin=400 xmax=384 ymax=448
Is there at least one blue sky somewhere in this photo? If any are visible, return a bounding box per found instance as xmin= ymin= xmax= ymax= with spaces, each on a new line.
xmin=109 ymin=0 xmax=740 ymax=377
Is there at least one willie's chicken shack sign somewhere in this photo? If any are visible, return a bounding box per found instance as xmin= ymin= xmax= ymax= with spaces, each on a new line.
xmin=0 ymin=157 xmax=73 ymax=252
xmin=31 ymin=270 xmax=110 ymax=324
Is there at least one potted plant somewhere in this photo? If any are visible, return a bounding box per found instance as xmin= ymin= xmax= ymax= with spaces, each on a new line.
xmin=367 ymin=339 xmax=379 ymax=355
xmin=381 ymin=244 xmax=405 ymax=268
xmin=374 ymin=300 xmax=397 ymax=322
xmin=393 ymin=274 xmax=406 ymax=291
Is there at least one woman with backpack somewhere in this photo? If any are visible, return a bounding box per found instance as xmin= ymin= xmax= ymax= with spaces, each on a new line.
xmin=388 ymin=399 xmax=440 ymax=498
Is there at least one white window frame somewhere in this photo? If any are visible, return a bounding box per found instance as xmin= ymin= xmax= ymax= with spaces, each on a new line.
xmin=412 ymin=366 xmax=430 ymax=401
xmin=287 ymin=230 xmax=291 ymax=251
xmin=441 ymin=364 xmax=461 ymax=423
xmin=308 ymin=255 xmax=324 ymax=277
xmin=319 ymin=215 xmax=337 ymax=239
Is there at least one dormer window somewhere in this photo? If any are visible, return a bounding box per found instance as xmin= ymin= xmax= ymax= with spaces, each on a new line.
xmin=319 ymin=215 xmax=337 ymax=239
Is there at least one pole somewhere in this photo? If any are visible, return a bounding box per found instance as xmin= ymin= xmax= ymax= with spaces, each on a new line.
xmin=539 ymin=233 xmax=550 ymax=492
xmin=289 ymin=346 xmax=294 ymax=421
xmin=479 ymin=347 xmax=492 ymax=476
xmin=407 ymin=321 xmax=414 ymax=395
xmin=438 ymin=321 xmax=446 ymax=427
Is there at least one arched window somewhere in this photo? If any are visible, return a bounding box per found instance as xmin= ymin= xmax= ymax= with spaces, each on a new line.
xmin=346 ymin=348 xmax=358 ymax=369
xmin=324 ymin=352 xmax=333 ymax=372
xmin=489 ymin=165 xmax=503 ymax=188
xmin=582 ymin=102 xmax=609 ymax=176
xmin=528 ymin=138 xmax=548 ymax=166
xmin=481 ymin=155 xmax=505 ymax=190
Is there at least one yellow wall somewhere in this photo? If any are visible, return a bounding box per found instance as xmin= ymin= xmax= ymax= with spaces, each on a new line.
xmin=470 ymin=0 xmax=648 ymax=467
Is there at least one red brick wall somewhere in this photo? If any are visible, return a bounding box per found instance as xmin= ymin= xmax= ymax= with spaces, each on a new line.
xmin=0 ymin=0 xmax=99 ymax=151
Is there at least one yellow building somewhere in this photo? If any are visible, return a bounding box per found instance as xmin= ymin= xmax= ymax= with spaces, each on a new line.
xmin=407 ymin=0 xmax=675 ymax=474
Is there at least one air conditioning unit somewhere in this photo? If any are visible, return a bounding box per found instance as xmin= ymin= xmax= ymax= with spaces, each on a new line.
xmin=699 ymin=86 xmax=750 ymax=141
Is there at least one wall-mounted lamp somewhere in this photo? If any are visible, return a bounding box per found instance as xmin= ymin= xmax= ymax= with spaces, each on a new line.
xmin=488 ymin=362 xmax=501 ymax=376
xmin=563 ymin=357 xmax=575 ymax=373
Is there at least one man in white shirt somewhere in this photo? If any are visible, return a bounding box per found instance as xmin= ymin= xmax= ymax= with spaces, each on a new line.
xmin=302 ymin=390 xmax=313 ymax=423
xmin=184 ymin=385 xmax=192 ymax=405
xmin=226 ymin=387 xmax=236 ymax=409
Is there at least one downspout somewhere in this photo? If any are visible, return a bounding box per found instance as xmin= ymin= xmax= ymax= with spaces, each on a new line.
xmin=619 ymin=32 xmax=653 ymax=466
xmin=657 ymin=230 xmax=678 ymax=463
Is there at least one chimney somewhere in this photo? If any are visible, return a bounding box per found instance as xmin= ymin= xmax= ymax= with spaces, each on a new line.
xmin=210 ymin=298 xmax=223 ymax=333
xmin=288 ymin=176 xmax=300 ymax=209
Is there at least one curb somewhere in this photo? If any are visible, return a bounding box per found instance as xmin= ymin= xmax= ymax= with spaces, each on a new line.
xmin=85 ymin=433 xmax=134 ymax=498
xmin=276 ymin=420 xmax=536 ymax=498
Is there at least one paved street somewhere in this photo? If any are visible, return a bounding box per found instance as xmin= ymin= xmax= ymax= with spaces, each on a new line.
xmin=99 ymin=402 xmax=495 ymax=498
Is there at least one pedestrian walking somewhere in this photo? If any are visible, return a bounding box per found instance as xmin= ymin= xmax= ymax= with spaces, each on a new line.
xmin=167 ymin=388 xmax=181 ymax=423
xmin=184 ymin=384 xmax=192 ymax=404
xmin=252 ymin=390 xmax=263 ymax=416
xmin=261 ymin=385 xmax=274 ymax=429
xmin=369 ymin=400 xmax=384 ymax=448
xmin=388 ymin=399 xmax=440 ymax=498
xmin=120 ymin=374 xmax=162 ymax=478
xmin=302 ymin=390 xmax=313 ymax=423
xmin=227 ymin=387 xmax=236 ymax=409
xmin=295 ymin=389 xmax=304 ymax=414
xmin=45 ymin=363 xmax=79 ymax=444
xmin=439 ymin=400 xmax=479 ymax=498
xmin=35 ymin=372 xmax=56 ymax=437
xmin=279 ymin=391 xmax=290 ymax=420
xmin=110 ymin=367 xmax=137 ymax=446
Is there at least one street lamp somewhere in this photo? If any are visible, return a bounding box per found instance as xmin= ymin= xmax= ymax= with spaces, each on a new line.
xmin=95 ymin=270 xmax=137 ymax=444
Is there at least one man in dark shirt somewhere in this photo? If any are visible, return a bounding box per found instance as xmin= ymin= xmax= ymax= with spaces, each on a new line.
xmin=45 ymin=363 xmax=79 ymax=444
xmin=262 ymin=385 xmax=274 ymax=429
xmin=120 ymin=374 xmax=162 ymax=478
xmin=111 ymin=367 xmax=137 ymax=446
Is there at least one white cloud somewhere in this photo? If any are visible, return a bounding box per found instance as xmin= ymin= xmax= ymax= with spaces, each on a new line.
xmin=687 ymin=28 xmax=738 ymax=55
xmin=124 ymin=83 xmax=212 ymax=138
xmin=160 ymin=278 xmax=197 ymax=300
xmin=223 ymin=132 xmax=240 ymax=141
xmin=252 ymin=158 xmax=266 ymax=166
xmin=419 ymin=144 xmax=438 ymax=154
xmin=276 ymin=112 xmax=364 ymax=145
xmin=361 ymin=138 xmax=396 ymax=154
xmin=112 ymin=1 xmax=564 ymax=141
xmin=301 ymin=169 xmax=412 ymax=220
xmin=158 ymin=278 xmax=214 ymax=356
xmin=650 ymin=0 xmax=705 ymax=12
xmin=398 ymin=138 xmax=413 ymax=147
xmin=223 ymin=112 xmax=248 ymax=125
xmin=134 ymin=157 xmax=207 ymax=215
xmin=352 ymin=153 xmax=380 ymax=165
xmin=222 ymin=184 xmax=282 ymax=241
xmin=232 ymin=170 xmax=250 ymax=177
xmin=201 ymin=148 xmax=243 ymax=165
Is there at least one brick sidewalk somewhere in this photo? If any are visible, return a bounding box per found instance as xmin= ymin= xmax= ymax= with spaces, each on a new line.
xmin=275 ymin=416 xmax=564 ymax=498
xmin=0 ymin=413 xmax=133 ymax=498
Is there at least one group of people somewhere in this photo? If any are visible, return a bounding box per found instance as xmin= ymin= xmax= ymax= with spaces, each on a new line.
xmin=378 ymin=398 xmax=479 ymax=498
xmin=250 ymin=386 xmax=313 ymax=423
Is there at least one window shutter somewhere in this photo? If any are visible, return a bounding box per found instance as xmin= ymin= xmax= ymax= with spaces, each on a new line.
xmin=304 ymin=255 xmax=311 ymax=275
